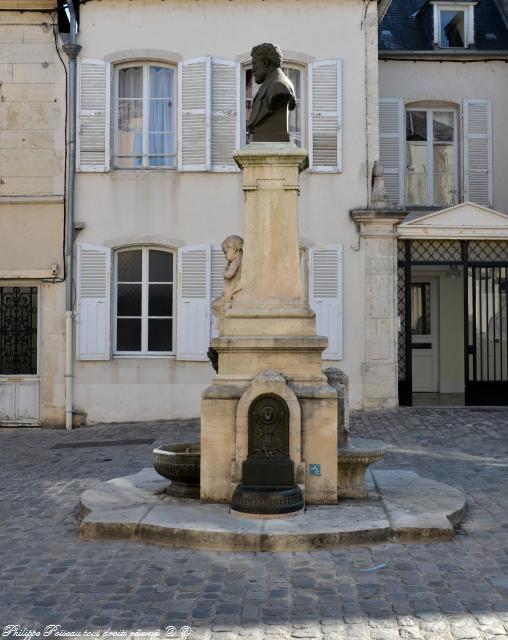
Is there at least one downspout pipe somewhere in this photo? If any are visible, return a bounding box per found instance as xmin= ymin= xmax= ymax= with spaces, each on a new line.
xmin=62 ymin=3 xmax=81 ymax=430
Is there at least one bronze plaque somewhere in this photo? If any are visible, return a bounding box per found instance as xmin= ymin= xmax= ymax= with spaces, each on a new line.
xmin=248 ymin=393 xmax=289 ymax=460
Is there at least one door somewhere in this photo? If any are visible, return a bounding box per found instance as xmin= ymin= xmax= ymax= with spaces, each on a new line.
xmin=411 ymin=278 xmax=439 ymax=392
xmin=0 ymin=286 xmax=40 ymax=425
xmin=466 ymin=267 xmax=508 ymax=405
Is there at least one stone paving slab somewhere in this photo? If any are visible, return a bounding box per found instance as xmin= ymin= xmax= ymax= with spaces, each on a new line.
xmin=79 ymin=468 xmax=466 ymax=551
xmin=1 ymin=410 xmax=508 ymax=639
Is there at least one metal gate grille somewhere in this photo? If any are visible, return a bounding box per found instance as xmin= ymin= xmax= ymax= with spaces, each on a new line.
xmin=398 ymin=239 xmax=508 ymax=406
xmin=0 ymin=287 xmax=38 ymax=375
xmin=466 ymin=266 xmax=508 ymax=404
xmin=397 ymin=265 xmax=407 ymax=382
xmin=469 ymin=241 xmax=508 ymax=263
xmin=410 ymin=239 xmax=462 ymax=263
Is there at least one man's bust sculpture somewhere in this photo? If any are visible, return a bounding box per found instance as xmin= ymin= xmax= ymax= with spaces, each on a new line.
xmin=247 ymin=43 xmax=296 ymax=143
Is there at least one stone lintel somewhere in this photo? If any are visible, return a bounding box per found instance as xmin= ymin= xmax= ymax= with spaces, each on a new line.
xmin=211 ymin=335 xmax=328 ymax=352
xmin=288 ymin=382 xmax=338 ymax=399
xmin=0 ymin=0 xmax=56 ymax=8
xmin=202 ymin=379 xmax=337 ymax=401
xmin=234 ymin=143 xmax=309 ymax=172
xmin=201 ymin=384 xmax=245 ymax=400
xmin=225 ymin=304 xmax=315 ymax=319
xmin=0 ymin=195 xmax=63 ymax=204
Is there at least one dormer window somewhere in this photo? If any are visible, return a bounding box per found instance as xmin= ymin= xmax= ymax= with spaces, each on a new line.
xmin=432 ymin=3 xmax=475 ymax=48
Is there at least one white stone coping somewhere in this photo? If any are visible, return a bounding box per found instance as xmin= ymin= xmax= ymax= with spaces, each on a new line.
xmin=79 ymin=467 xmax=467 ymax=552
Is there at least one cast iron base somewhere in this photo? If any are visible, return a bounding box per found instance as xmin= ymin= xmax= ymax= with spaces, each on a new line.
xmin=164 ymin=482 xmax=200 ymax=499
xmin=230 ymin=484 xmax=304 ymax=515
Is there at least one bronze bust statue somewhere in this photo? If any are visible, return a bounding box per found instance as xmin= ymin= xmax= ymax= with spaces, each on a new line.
xmin=247 ymin=43 xmax=296 ymax=143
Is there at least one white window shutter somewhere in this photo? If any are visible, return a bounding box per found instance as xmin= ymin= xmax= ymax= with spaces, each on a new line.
xmin=178 ymin=57 xmax=211 ymax=171
xmin=379 ymin=97 xmax=404 ymax=207
xmin=309 ymin=244 xmax=343 ymax=360
xmin=211 ymin=59 xmax=240 ymax=171
xmin=308 ymin=60 xmax=342 ymax=173
xmin=177 ymin=245 xmax=211 ymax=360
xmin=463 ymin=99 xmax=493 ymax=207
xmin=76 ymin=243 xmax=112 ymax=360
xmin=77 ymin=59 xmax=110 ymax=172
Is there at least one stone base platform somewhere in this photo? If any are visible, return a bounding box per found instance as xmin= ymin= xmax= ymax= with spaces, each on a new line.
xmin=79 ymin=468 xmax=467 ymax=552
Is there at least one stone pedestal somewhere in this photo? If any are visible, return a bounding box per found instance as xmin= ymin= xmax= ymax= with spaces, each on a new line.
xmin=201 ymin=143 xmax=338 ymax=507
xmin=224 ymin=143 xmax=315 ymax=337
xmin=350 ymin=209 xmax=407 ymax=409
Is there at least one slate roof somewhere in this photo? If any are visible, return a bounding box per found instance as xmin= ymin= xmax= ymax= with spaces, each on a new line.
xmin=379 ymin=0 xmax=508 ymax=51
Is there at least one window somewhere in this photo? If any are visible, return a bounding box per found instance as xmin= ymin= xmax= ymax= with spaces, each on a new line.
xmin=411 ymin=283 xmax=431 ymax=335
xmin=115 ymin=63 xmax=176 ymax=168
xmin=244 ymin=64 xmax=304 ymax=147
xmin=114 ymin=248 xmax=175 ymax=354
xmin=433 ymin=4 xmax=474 ymax=48
xmin=406 ymin=109 xmax=457 ymax=207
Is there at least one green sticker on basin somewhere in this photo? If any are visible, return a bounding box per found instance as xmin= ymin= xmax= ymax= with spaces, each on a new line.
xmin=309 ymin=464 xmax=321 ymax=476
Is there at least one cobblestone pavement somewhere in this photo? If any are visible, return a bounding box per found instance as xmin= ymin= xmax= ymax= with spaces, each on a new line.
xmin=1 ymin=408 xmax=508 ymax=640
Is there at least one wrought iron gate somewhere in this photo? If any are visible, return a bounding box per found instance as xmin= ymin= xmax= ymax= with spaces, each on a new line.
xmin=0 ymin=286 xmax=39 ymax=424
xmin=465 ymin=242 xmax=508 ymax=405
xmin=398 ymin=240 xmax=508 ymax=406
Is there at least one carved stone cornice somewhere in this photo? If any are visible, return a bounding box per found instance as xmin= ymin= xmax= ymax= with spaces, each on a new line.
xmin=350 ymin=208 xmax=408 ymax=239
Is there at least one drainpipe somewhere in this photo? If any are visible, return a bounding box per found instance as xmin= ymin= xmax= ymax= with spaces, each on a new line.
xmin=62 ymin=2 xmax=81 ymax=430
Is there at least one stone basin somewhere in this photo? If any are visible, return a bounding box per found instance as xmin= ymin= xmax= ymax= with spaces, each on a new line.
xmin=153 ymin=443 xmax=200 ymax=499
xmin=337 ymin=437 xmax=387 ymax=499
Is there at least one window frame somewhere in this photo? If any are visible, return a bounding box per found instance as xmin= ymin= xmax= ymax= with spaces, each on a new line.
xmin=433 ymin=3 xmax=475 ymax=49
xmin=113 ymin=246 xmax=176 ymax=357
xmin=405 ymin=107 xmax=459 ymax=208
xmin=241 ymin=61 xmax=306 ymax=148
xmin=113 ymin=61 xmax=177 ymax=170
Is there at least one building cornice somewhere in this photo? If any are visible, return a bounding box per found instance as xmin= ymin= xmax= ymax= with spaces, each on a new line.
xmin=0 ymin=195 xmax=63 ymax=204
xmin=351 ymin=208 xmax=408 ymax=224
xmin=379 ymin=50 xmax=508 ymax=61
xmin=0 ymin=0 xmax=56 ymax=9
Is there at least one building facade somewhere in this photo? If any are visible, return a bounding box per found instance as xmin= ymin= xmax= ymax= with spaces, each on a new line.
xmin=67 ymin=0 xmax=381 ymax=424
xmin=0 ymin=0 xmax=66 ymax=426
xmin=2 ymin=0 xmax=507 ymax=426
xmin=379 ymin=0 xmax=508 ymax=405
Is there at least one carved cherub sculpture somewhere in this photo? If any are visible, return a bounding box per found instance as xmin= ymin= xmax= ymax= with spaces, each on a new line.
xmin=212 ymin=235 xmax=243 ymax=320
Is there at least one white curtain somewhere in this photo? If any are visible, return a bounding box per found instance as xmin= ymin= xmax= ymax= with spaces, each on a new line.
xmin=116 ymin=65 xmax=174 ymax=167
xmin=149 ymin=66 xmax=174 ymax=166
xmin=117 ymin=66 xmax=143 ymax=164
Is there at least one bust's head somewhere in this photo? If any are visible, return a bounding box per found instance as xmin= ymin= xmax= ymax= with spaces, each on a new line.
xmin=251 ymin=43 xmax=283 ymax=84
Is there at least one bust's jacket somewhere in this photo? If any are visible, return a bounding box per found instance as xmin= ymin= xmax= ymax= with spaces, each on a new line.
xmin=247 ymin=67 xmax=296 ymax=131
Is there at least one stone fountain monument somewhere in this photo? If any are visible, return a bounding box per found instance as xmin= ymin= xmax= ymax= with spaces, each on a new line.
xmin=201 ymin=43 xmax=337 ymax=515
xmin=79 ymin=43 xmax=467 ymax=550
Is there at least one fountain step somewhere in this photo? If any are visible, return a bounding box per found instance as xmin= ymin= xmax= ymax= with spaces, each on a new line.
xmin=79 ymin=468 xmax=467 ymax=552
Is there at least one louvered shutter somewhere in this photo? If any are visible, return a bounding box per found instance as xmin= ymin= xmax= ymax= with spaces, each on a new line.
xmin=177 ymin=245 xmax=211 ymax=360
xmin=211 ymin=59 xmax=240 ymax=171
xmin=309 ymin=60 xmax=342 ymax=173
xmin=210 ymin=245 xmax=225 ymax=338
xmin=309 ymin=245 xmax=343 ymax=360
xmin=463 ymin=99 xmax=492 ymax=207
xmin=178 ymin=57 xmax=211 ymax=171
xmin=77 ymin=59 xmax=110 ymax=172
xmin=379 ymin=97 xmax=404 ymax=207
xmin=76 ymin=244 xmax=112 ymax=360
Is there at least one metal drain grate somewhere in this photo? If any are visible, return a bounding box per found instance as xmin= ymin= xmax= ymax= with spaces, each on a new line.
xmin=51 ymin=438 xmax=156 ymax=449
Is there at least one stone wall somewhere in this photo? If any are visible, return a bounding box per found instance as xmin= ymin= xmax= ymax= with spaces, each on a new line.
xmin=0 ymin=4 xmax=66 ymax=426
xmin=0 ymin=7 xmax=65 ymax=198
